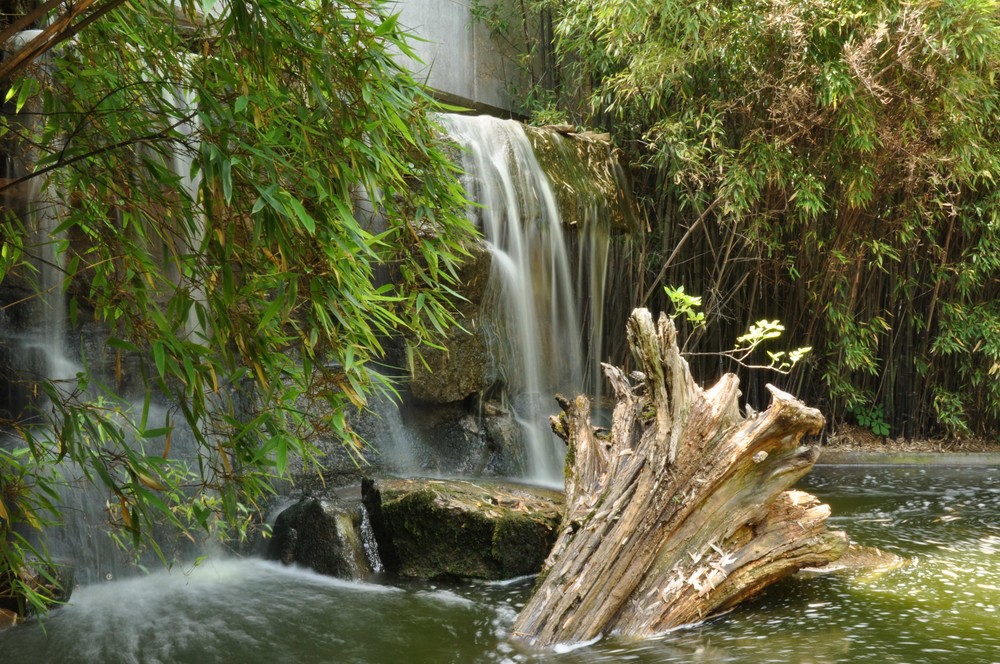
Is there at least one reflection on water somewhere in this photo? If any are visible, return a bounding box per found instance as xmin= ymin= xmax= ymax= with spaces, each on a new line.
xmin=1 ymin=465 xmax=998 ymax=663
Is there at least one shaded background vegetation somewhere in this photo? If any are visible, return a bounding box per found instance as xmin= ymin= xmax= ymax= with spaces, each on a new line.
xmin=503 ymin=0 xmax=1000 ymax=441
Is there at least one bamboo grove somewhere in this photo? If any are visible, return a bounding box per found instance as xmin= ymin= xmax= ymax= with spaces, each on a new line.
xmin=0 ymin=0 xmax=475 ymax=612
xmin=527 ymin=0 xmax=1000 ymax=440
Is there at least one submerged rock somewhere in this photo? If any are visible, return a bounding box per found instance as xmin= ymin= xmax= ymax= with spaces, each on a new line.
xmin=800 ymin=542 xmax=908 ymax=579
xmin=363 ymin=477 xmax=562 ymax=580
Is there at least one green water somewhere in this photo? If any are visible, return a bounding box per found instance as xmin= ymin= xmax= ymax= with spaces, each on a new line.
xmin=1 ymin=464 xmax=997 ymax=663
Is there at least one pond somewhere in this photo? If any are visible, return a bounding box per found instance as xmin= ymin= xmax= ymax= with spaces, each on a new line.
xmin=1 ymin=463 xmax=998 ymax=663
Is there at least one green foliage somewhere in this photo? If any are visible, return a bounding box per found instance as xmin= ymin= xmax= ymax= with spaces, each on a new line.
xmin=930 ymin=301 xmax=1000 ymax=435
xmin=470 ymin=0 xmax=507 ymax=33
xmin=847 ymin=402 xmax=891 ymax=438
xmin=666 ymin=286 xmax=811 ymax=374
xmin=528 ymin=102 xmax=570 ymax=128
xmin=0 ymin=447 xmax=62 ymax=614
xmin=544 ymin=0 xmax=1000 ymax=438
xmin=0 ymin=0 xmax=475 ymax=612
xmin=931 ymin=389 xmax=971 ymax=438
xmin=663 ymin=285 xmax=704 ymax=329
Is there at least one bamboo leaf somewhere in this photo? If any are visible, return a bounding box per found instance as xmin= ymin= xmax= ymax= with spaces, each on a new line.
xmin=152 ymin=342 xmax=166 ymax=379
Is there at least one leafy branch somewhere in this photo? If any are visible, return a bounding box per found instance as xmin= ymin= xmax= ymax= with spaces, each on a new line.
xmin=0 ymin=0 xmax=477 ymax=615
xmin=665 ymin=286 xmax=811 ymax=374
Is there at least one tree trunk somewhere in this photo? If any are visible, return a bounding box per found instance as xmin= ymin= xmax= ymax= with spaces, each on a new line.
xmin=511 ymin=308 xmax=847 ymax=647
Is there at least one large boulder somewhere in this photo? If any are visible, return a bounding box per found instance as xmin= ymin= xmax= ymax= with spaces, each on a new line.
xmin=362 ymin=477 xmax=562 ymax=580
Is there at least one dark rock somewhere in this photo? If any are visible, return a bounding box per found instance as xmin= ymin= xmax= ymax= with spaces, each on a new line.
xmin=266 ymin=495 xmax=370 ymax=580
xmin=409 ymin=324 xmax=494 ymax=404
xmin=287 ymin=391 xmax=529 ymax=489
xmin=480 ymin=409 xmax=526 ymax=476
xmin=364 ymin=477 xmax=562 ymax=580
xmin=399 ymin=399 xmax=525 ymax=477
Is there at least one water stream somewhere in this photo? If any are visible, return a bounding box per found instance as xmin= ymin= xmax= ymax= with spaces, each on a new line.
xmin=440 ymin=114 xmax=587 ymax=485
xmin=2 ymin=463 xmax=996 ymax=663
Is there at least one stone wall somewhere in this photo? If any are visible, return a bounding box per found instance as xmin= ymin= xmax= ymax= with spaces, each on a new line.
xmin=392 ymin=0 xmax=540 ymax=116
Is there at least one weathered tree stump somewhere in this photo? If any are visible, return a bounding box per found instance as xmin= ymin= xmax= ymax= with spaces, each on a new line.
xmin=511 ymin=309 xmax=847 ymax=647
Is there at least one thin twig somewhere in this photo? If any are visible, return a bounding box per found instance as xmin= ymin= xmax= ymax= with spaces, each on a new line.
xmin=642 ymin=195 xmax=722 ymax=304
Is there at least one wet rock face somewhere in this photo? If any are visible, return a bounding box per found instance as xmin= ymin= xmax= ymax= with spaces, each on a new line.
xmin=399 ymin=401 xmax=525 ymax=478
xmin=408 ymin=242 xmax=496 ymax=405
xmin=288 ymin=391 xmax=529 ymax=491
xmin=266 ymin=496 xmax=371 ymax=580
xmin=362 ymin=478 xmax=563 ymax=580
xmin=408 ymin=327 xmax=494 ymax=405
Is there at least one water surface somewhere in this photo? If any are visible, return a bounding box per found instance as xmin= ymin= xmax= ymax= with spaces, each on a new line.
xmin=2 ymin=464 xmax=998 ymax=663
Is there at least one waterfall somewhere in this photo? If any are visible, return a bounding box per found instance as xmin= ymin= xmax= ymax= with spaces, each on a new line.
xmin=1 ymin=30 xmax=79 ymax=411
xmin=359 ymin=503 xmax=384 ymax=574
xmin=2 ymin=87 xmax=632 ymax=584
xmin=162 ymin=82 xmax=206 ymax=340
xmin=438 ymin=114 xmax=617 ymax=486
xmin=0 ymin=34 xmax=207 ymax=583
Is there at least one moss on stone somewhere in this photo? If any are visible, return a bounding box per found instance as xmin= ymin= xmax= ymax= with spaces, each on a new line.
xmin=376 ymin=479 xmax=563 ymax=580
xmin=492 ymin=513 xmax=560 ymax=577
xmin=382 ymin=489 xmax=496 ymax=578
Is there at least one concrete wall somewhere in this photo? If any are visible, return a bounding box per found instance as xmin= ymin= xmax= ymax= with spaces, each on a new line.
xmin=390 ymin=0 xmax=527 ymax=117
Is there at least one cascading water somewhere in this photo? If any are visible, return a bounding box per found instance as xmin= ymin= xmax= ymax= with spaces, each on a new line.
xmin=440 ymin=114 xmax=592 ymax=486
xmin=1 ymin=30 xmax=78 ymax=408
xmin=162 ymin=82 xmax=207 ymax=339
xmin=359 ymin=504 xmax=384 ymax=574
xmin=0 ymin=33 xmax=208 ymax=584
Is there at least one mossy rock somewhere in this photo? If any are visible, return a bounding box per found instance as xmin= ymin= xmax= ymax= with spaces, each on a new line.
xmin=370 ymin=478 xmax=563 ymax=580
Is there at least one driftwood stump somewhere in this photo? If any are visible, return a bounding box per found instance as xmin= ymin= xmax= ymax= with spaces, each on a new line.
xmin=511 ymin=309 xmax=847 ymax=647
